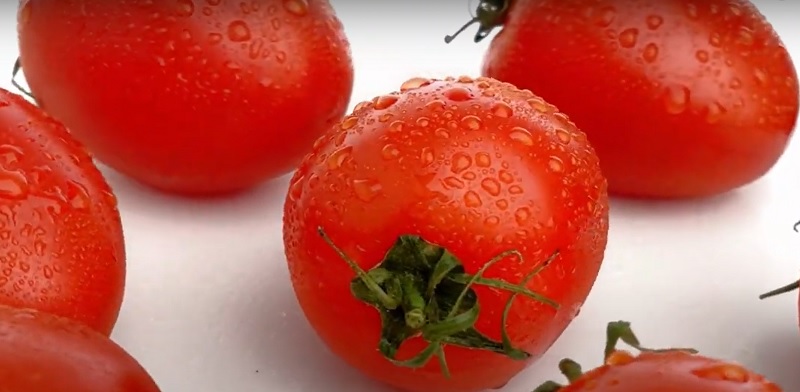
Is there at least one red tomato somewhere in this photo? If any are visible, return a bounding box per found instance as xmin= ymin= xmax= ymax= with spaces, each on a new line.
xmin=16 ymin=0 xmax=354 ymax=195
xmin=0 ymin=88 xmax=125 ymax=335
xmin=283 ymin=76 xmax=609 ymax=392
xmin=0 ymin=305 xmax=160 ymax=391
xmin=446 ymin=0 xmax=799 ymax=198
xmin=534 ymin=321 xmax=782 ymax=392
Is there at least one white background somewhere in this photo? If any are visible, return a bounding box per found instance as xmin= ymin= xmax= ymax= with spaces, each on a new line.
xmin=3 ymin=0 xmax=800 ymax=391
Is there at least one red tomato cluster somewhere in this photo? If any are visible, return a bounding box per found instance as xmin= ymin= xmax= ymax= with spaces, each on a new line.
xmin=3 ymin=0 xmax=798 ymax=391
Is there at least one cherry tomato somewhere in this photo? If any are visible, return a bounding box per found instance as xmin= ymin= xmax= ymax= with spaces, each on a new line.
xmin=283 ymin=76 xmax=609 ymax=392
xmin=446 ymin=0 xmax=799 ymax=198
xmin=0 ymin=304 xmax=160 ymax=391
xmin=535 ymin=321 xmax=782 ymax=392
xmin=0 ymin=88 xmax=125 ymax=335
xmin=16 ymin=0 xmax=354 ymax=195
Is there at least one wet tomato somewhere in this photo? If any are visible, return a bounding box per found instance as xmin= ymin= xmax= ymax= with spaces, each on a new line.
xmin=535 ymin=321 xmax=782 ymax=391
xmin=283 ymin=76 xmax=609 ymax=392
xmin=446 ymin=0 xmax=799 ymax=198
xmin=0 ymin=88 xmax=125 ymax=335
xmin=16 ymin=0 xmax=354 ymax=195
xmin=0 ymin=305 xmax=160 ymax=392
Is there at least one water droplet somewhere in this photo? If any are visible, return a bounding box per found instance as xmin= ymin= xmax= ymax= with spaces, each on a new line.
xmin=444 ymin=87 xmax=472 ymax=102
xmin=282 ymin=0 xmax=308 ymax=15
xmin=463 ymin=191 xmax=482 ymax=207
xmin=642 ymin=43 xmax=658 ymax=62
xmin=695 ymin=50 xmax=709 ymax=63
xmin=461 ymin=115 xmax=481 ymax=130
xmin=508 ymin=185 xmax=523 ymax=195
xmin=618 ymin=28 xmax=639 ymax=48
xmin=594 ymin=6 xmax=616 ymax=27
xmin=374 ymin=95 xmax=398 ymax=110
xmin=509 ymin=127 xmax=534 ymax=146
xmin=555 ymin=128 xmax=572 ymax=144
xmin=400 ymin=77 xmax=431 ymax=92
xmin=480 ymin=178 xmax=501 ymax=196
xmin=753 ymin=68 xmax=767 ymax=85
xmin=443 ymin=176 xmax=465 ymax=189
xmin=548 ymin=156 xmax=564 ymax=172
xmin=475 ymin=152 xmax=491 ymax=167
xmin=176 ymin=0 xmax=195 ymax=16
xmin=737 ymin=27 xmax=754 ymax=46
xmin=705 ymin=102 xmax=726 ymax=124
xmin=645 ymin=15 xmax=663 ymax=29
xmin=495 ymin=199 xmax=509 ymax=210
xmin=275 ymin=51 xmax=287 ymax=63
xmin=227 ymin=20 xmax=251 ymax=42
xmin=729 ymin=78 xmax=741 ymax=89
xmin=352 ymin=179 xmax=382 ymax=202
xmin=327 ymin=146 xmax=352 ymax=169
xmin=288 ymin=175 xmax=304 ymax=200
xmin=381 ymin=144 xmax=400 ymax=160
xmin=416 ymin=117 xmax=430 ymax=127
xmin=498 ymin=170 xmax=514 ymax=184
xmin=208 ymin=32 xmax=223 ymax=44
xmin=67 ymin=181 xmax=90 ymax=210
xmin=420 ymin=147 xmax=435 ymax=166
xmin=514 ymin=207 xmax=531 ymax=225
xmin=434 ymin=128 xmax=450 ymax=139
xmin=340 ymin=116 xmax=358 ymax=130
xmin=663 ymin=85 xmax=690 ymax=114
xmin=692 ymin=363 xmax=750 ymax=382
xmin=527 ymin=97 xmax=551 ymax=113
xmin=0 ymin=170 xmax=28 ymax=200
xmin=451 ymin=153 xmax=472 ymax=174
xmin=43 ymin=266 xmax=54 ymax=279
xmin=484 ymin=216 xmax=500 ymax=226
xmin=709 ymin=32 xmax=722 ymax=47
xmin=490 ymin=102 xmax=513 ymax=118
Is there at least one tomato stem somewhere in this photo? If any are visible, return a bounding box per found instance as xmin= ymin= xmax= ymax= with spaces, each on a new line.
xmin=444 ymin=0 xmax=509 ymax=43
xmin=317 ymin=226 xmax=560 ymax=376
xmin=10 ymin=58 xmax=35 ymax=100
xmin=759 ymin=280 xmax=800 ymax=300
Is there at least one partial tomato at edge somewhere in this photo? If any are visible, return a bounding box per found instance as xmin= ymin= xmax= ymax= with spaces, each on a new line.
xmin=16 ymin=0 xmax=354 ymax=195
xmin=449 ymin=0 xmax=799 ymax=198
xmin=283 ymin=76 xmax=609 ymax=392
xmin=0 ymin=305 xmax=160 ymax=392
xmin=0 ymin=88 xmax=125 ymax=335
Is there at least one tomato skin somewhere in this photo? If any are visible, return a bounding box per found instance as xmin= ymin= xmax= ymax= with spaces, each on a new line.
xmin=0 ymin=305 xmax=160 ymax=392
xmin=481 ymin=0 xmax=799 ymax=198
xmin=558 ymin=350 xmax=781 ymax=391
xmin=283 ymin=76 xmax=609 ymax=392
xmin=0 ymin=88 xmax=125 ymax=335
xmin=17 ymin=0 xmax=354 ymax=195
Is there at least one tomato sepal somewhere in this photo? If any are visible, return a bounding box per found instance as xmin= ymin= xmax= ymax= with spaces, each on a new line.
xmin=533 ymin=321 xmax=698 ymax=391
xmin=759 ymin=280 xmax=800 ymax=300
xmin=317 ymin=226 xmax=560 ymax=377
xmin=443 ymin=0 xmax=510 ymax=44
xmin=10 ymin=58 xmax=34 ymax=100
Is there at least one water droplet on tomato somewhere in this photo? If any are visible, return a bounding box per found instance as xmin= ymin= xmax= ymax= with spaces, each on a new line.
xmin=509 ymin=127 xmax=534 ymax=146
xmin=618 ymin=28 xmax=639 ymax=48
xmin=352 ymin=179 xmax=382 ymax=202
xmin=451 ymin=153 xmax=472 ymax=174
xmin=642 ymin=43 xmax=658 ymax=62
xmin=66 ymin=181 xmax=90 ymax=210
xmin=495 ymin=199 xmax=509 ymax=210
xmin=248 ymin=38 xmax=265 ymax=59
xmin=548 ymin=156 xmax=564 ymax=172
xmin=663 ymin=85 xmax=690 ymax=114
xmin=645 ymin=14 xmax=663 ymax=29
xmin=498 ymin=170 xmax=514 ymax=184
xmin=480 ymin=178 xmax=501 ymax=196
xmin=527 ymin=97 xmax=551 ymax=113
xmin=737 ymin=26 xmax=755 ymax=46
xmin=42 ymin=265 xmax=54 ymax=279
xmin=475 ymin=152 xmax=491 ymax=167
xmin=400 ymin=77 xmax=431 ymax=92
xmin=461 ymin=115 xmax=481 ymax=130
xmin=555 ymin=128 xmax=572 ymax=144
xmin=463 ymin=191 xmax=482 ymax=207
xmin=444 ymin=87 xmax=472 ymax=102
xmin=0 ymin=169 xmax=28 ymax=200
xmin=420 ymin=147 xmax=435 ymax=166
xmin=416 ymin=117 xmax=430 ymax=127
xmin=709 ymin=32 xmax=722 ymax=47
xmin=692 ymin=363 xmax=749 ymax=382
xmin=695 ymin=50 xmax=709 ymax=63
xmin=443 ymin=176 xmax=465 ymax=189
xmin=381 ymin=144 xmax=400 ymax=160
xmin=288 ymin=175 xmax=304 ymax=200
xmin=176 ymin=0 xmax=195 ymax=16
xmin=227 ymin=20 xmax=251 ymax=42
xmin=594 ymin=6 xmax=616 ymax=27
xmin=514 ymin=207 xmax=531 ymax=225
xmin=729 ymin=78 xmax=741 ymax=89
xmin=340 ymin=116 xmax=358 ymax=130
xmin=208 ymin=32 xmax=223 ymax=44
xmin=705 ymin=102 xmax=726 ymax=124
xmin=283 ymin=0 xmax=308 ymax=16
xmin=490 ymin=102 xmax=513 ymax=118
xmin=434 ymin=128 xmax=450 ymax=139
xmin=508 ymin=185 xmax=523 ymax=195
xmin=275 ymin=51 xmax=287 ymax=63
xmin=374 ymin=95 xmax=398 ymax=110
xmin=753 ymin=68 xmax=767 ymax=85
xmin=484 ymin=216 xmax=500 ymax=226
xmin=327 ymin=146 xmax=352 ymax=170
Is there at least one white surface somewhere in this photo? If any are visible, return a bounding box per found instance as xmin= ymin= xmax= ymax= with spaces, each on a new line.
xmin=3 ymin=1 xmax=800 ymax=391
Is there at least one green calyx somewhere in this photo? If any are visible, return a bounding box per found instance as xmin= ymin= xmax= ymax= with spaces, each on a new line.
xmin=444 ymin=0 xmax=510 ymax=44
xmin=317 ymin=227 xmax=559 ymax=377
xmin=759 ymin=280 xmax=800 ymax=300
xmin=532 ymin=321 xmax=699 ymax=391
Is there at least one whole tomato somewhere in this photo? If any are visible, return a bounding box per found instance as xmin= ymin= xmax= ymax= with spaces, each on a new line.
xmin=283 ymin=76 xmax=609 ymax=392
xmin=0 ymin=88 xmax=125 ymax=335
xmin=534 ymin=321 xmax=782 ymax=391
xmin=16 ymin=0 xmax=354 ymax=195
xmin=0 ymin=305 xmax=160 ymax=392
xmin=446 ymin=0 xmax=799 ymax=198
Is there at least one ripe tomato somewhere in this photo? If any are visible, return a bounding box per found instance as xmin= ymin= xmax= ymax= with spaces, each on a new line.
xmin=0 ymin=88 xmax=125 ymax=335
xmin=16 ymin=0 xmax=354 ymax=195
xmin=446 ymin=0 xmax=799 ymax=198
xmin=0 ymin=305 xmax=160 ymax=391
xmin=283 ymin=76 xmax=609 ymax=392
xmin=534 ymin=321 xmax=782 ymax=392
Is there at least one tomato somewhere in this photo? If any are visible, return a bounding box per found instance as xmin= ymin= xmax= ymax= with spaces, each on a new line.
xmin=0 ymin=88 xmax=125 ymax=335
xmin=445 ymin=0 xmax=799 ymax=198
xmin=0 ymin=304 xmax=160 ymax=391
xmin=16 ymin=0 xmax=354 ymax=195
xmin=534 ymin=321 xmax=782 ymax=391
xmin=283 ymin=76 xmax=609 ymax=392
